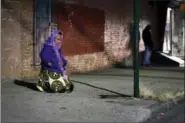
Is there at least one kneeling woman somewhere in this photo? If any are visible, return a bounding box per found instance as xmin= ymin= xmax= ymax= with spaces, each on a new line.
xmin=36 ymin=30 xmax=74 ymax=93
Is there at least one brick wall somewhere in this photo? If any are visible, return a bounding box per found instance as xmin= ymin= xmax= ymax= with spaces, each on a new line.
xmin=58 ymin=4 xmax=105 ymax=56
xmin=19 ymin=0 xmax=38 ymax=78
xmin=1 ymin=0 xmax=22 ymax=79
xmin=1 ymin=0 xmax=37 ymax=78
xmin=1 ymin=0 xmax=157 ymax=79
xmin=58 ymin=0 xmax=156 ymax=72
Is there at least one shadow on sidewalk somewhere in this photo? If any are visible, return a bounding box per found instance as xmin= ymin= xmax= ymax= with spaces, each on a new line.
xmin=14 ymin=80 xmax=40 ymax=92
xmin=71 ymin=80 xmax=132 ymax=99
xmin=13 ymin=79 xmax=132 ymax=98
xmin=14 ymin=80 xmax=56 ymax=93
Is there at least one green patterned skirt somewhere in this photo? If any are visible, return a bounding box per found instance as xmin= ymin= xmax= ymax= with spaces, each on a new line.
xmin=37 ymin=69 xmax=74 ymax=93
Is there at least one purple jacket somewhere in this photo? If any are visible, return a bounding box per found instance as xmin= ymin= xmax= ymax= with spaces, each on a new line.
xmin=40 ymin=44 xmax=67 ymax=75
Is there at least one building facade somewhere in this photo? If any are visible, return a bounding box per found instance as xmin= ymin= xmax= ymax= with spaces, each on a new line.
xmin=163 ymin=1 xmax=185 ymax=59
xmin=1 ymin=0 xmax=165 ymax=79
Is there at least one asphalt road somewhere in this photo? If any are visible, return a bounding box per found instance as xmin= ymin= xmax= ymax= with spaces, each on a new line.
xmin=1 ymin=68 xmax=184 ymax=122
xmin=144 ymin=100 xmax=184 ymax=123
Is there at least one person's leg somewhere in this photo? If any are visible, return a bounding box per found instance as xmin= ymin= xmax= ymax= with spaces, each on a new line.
xmin=48 ymin=71 xmax=66 ymax=93
xmin=147 ymin=48 xmax=152 ymax=65
xmin=36 ymin=81 xmax=44 ymax=92
xmin=63 ymin=77 xmax=74 ymax=93
xmin=144 ymin=46 xmax=152 ymax=65
xmin=36 ymin=69 xmax=50 ymax=92
xmin=62 ymin=70 xmax=74 ymax=93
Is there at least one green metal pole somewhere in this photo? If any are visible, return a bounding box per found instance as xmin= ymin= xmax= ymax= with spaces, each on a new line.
xmin=133 ymin=0 xmax=140 ymax=98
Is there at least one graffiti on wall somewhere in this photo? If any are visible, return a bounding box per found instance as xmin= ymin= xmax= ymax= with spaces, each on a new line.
xmin=57 ymin=3 xmax=105 ymax=56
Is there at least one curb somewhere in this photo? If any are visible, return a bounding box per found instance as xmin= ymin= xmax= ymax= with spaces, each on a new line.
xmin=140 ymin=97 xmax=184 ymax=123
xmin=113 ymin=65 xmax=184 ymax=72
xmin=1 ymin=78 xmax=14 ymax=83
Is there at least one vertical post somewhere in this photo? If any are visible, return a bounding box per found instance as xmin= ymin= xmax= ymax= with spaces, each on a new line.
xmin=33 ymin=0 xmax=37 ymax=65
xmin=49 ymin=0 xmax=51 ymax=36
xmin=133 ymin=0 xmax=140 ymax=97
xmin=34 ymin=0 xmax=51 ymax=66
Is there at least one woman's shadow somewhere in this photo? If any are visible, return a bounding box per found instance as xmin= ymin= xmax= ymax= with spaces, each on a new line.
xmin=14 ymin=80 xmax=56 ymax=93
xmin=14 ymin=80 xmax=40 ymax=92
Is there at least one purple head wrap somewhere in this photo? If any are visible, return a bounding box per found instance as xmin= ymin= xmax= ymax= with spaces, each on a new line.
xmin=44 ymin=30 xmax=63 ymax=48
xmin=44 ymin=30 xmax=64 ymax=71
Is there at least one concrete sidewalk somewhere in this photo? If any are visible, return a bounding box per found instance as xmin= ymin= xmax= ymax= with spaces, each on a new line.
xmin=1 ymin=68 xmax=184 ymax=122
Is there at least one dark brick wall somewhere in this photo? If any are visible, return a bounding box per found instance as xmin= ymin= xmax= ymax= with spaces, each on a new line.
xmin=1 ymin=0 xmax=160 ymax=78
xmin=58 ymin=4 xmax=105 ymax=56
xmin=59 ymin=0 xmax=157 ymax=72
xmin=1 ymin=0 xmax=22 ymax=79
xmin=1 ymin=0 xmax=37 ymax=78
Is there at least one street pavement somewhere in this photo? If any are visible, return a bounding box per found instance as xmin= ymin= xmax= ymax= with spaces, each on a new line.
xmin=143 ymin=99 xmax=184 ymax=123
xmin=1 ymin=68 xmax=184 ymax=122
